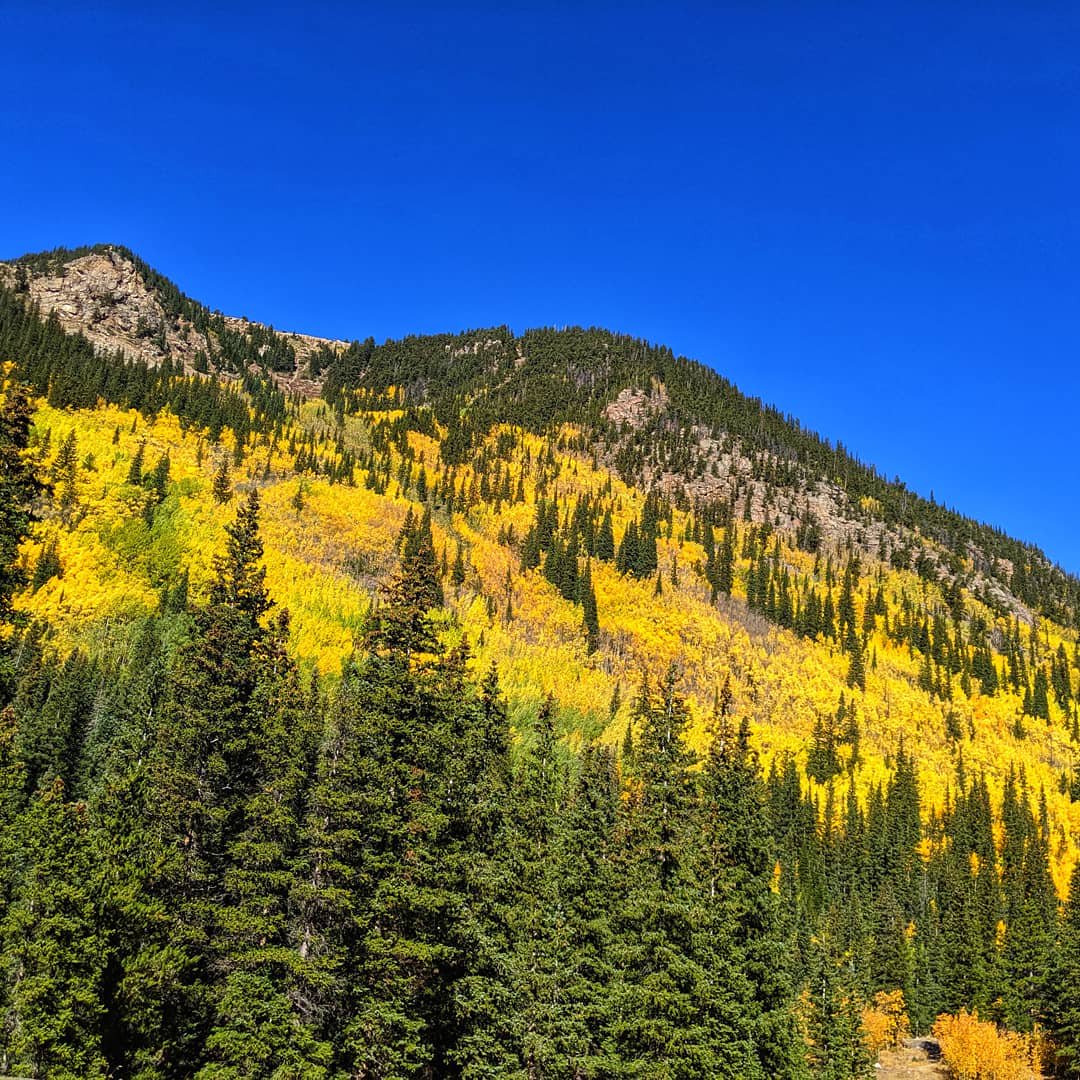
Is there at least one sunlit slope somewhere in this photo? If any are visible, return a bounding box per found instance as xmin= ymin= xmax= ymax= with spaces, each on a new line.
xmin=18 ymin=396 xmax=1080 ymax=892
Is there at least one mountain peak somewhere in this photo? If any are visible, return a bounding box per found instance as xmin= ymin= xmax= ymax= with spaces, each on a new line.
xmin=0 ymin=244 xmax=342 ymax=392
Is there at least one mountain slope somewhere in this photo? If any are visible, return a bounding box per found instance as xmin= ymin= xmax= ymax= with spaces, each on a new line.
xmin=0 ymin=246 xmax=1073 ymax=1074
xmin=3 ymin=247 xmax=1078 ymax=864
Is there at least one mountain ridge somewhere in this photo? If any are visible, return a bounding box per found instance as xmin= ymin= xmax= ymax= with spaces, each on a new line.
xmin=3 ymin=244 xmax=1075 ymax=627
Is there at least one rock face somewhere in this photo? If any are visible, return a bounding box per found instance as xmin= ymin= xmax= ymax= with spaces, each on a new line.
xmin=0 ymin=247 xmax=344 ymax=387
xmin=0 ymin=248 xmax=184 ymax=365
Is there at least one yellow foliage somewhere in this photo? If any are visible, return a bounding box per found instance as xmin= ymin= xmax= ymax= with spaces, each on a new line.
xmin=12 ymin=398 xmax=1080 ymax=890
xmin=861 ymin=990 xmax=910 ymax=1055
xmin=932 ymin=1010 xmax=1040 ymax=1080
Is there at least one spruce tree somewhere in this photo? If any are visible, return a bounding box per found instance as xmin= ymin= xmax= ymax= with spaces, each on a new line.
xmin=212 ymin=457 xmax=233 ymax=504
xmin=0 ymin=377 xmax=42 ymax=682
xmin=510 ymin=694 xmax=578 ymax=1076
xmin=595 ymin=509 xmax=615 ymax=562
xmin=581 ymin=560 xmax=600 ymax=654
xmin=127 ymin=439 xmax=146 ymax=486
xmin=52 ymin=429 xmax=79 ymax=524
xmin=0 ymin=781 xmax=110 ymax=1080
xmin=1052 ymin=862 xmax=1080 ymax=1076
xmin=605 ymin=668 xmax=725 ymax=1073
xmin=803 ymin=926 xmax=873 ymax=1080
xmin=700 ymin=704 xmax=805 ymax=1077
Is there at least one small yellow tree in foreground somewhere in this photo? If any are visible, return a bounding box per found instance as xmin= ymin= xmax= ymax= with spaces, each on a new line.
xmin=862 ymin=989 xmax=911 ymax=1055
xmin=932 ymin=1010 xmax=1041 ymax=1080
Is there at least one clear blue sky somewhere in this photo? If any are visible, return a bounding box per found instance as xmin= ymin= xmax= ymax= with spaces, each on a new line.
xmin=3 ymin=4 xmax=1078 ymax=570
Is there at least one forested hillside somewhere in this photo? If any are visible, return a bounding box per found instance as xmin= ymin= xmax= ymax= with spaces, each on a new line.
xmin=1 ymin=248 xmax=1079 ymax=1077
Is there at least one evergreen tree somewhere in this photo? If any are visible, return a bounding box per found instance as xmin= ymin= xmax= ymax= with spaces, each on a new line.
xmin=52 ymin=429 xmax=79 ymax=524
xmin=1052 ymin=862 xmax=1080 ymax=1076
xmin=212 ymin=458 xmax=233 ymax=504
xmin=127 ymin=439 xmax=146 ymax=486
xmin=717 ymin=528 xmax=735 ymax=597
xmin=845 ymin=628 xmax=866 ymax=691
xmin=452 ymin=544 xmax=467 ymax=589
xmin=0 ymin=376 xmax=42 ymax=685
xmin=148 ymin=490 xmax=318 ymax=1070
xmin=701 ymin=704 xmax=804 ymax=1077
xmin=365 ymin=506 xmax=444 ymax=659
xmin=605 ymin=668 xmax=733 ymax=1074
xmin=30 ymin=537 xmax=61 ymax=592
xmin=0 ymin=781 xmax=109 ymax=1080
xmin=581 ymin=559 xmax=600 ymax=654
xmin=595 ymin=509 xmax=615 ymax=562
xmin=803 ymin=927 xmax=873 ymax=1080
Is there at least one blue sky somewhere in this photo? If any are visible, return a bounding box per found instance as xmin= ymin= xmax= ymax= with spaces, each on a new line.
xmin=2 ymin=3 xmax=1078 ymax=569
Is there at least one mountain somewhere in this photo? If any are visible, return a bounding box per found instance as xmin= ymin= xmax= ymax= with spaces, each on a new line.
xmin=0 ymin=244 xmax=1073 ymax=1076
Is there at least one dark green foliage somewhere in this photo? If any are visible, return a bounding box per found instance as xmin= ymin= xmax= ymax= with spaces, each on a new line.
xmin=31 ymin=537 xmax=62 ymax=591
xmin=701 ymin=703 xmax=804 ymax=1077
xmin=364 ymin=507 xmax=444 ymax=658
xmin=803 ymin=928 xmax=873 ymax=1080
xmin=0 ymin=377 xmax=42 ymax=650
xmin=1052 ymin=864 xmax=1080 ymax=1076
xmin=0 ymin=497 xmax=1069 ymax=1077
xmin=1 ymin=781 xmax=109 ymax=1080
xmin=211 ymin=457 xmax=232 ymax=504
xmin=127 ymin=439 xmax=146 ymax=486
xmin=209 ymin=487 xmax=271 ymax=622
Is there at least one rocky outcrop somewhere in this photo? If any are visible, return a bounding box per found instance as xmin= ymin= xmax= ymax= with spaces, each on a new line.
xmin=0 ymin=247 xmax=344 ymax=387
xmin=0 ymin=248 xmax=190 ymax=365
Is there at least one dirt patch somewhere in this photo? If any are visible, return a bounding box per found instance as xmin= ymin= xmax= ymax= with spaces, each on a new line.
xmin=877 ymin=1037 xmax=947 ymax=1079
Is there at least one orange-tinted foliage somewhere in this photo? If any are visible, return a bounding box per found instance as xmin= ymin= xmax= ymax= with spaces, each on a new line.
xmin=932 ymin=1010 xmax=1041 ymax=1080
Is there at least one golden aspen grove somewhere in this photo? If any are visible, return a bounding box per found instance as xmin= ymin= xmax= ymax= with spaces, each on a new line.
xmin=1 ymin=245 xmax=1077 ymax=1078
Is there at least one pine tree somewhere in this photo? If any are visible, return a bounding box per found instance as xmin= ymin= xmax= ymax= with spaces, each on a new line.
xmin=30 ymin=536 xmax=62 ymax=592
xmin=88 ymin=626 xmax=201 ymax=1077
xmin=0 ymin=781 xmax=110 ymax=1080
xmin=605 ymin=667 xmax=726 ymax=1073
xmin=615 ymin=519 xmax=639 ymax=576
xmin=127 ymin=439 xmax=146 ymax=486
xmin=553 ymin=744 xmax=619 ymax=1074
xmin=440 ymin=662 xmax=519 ymax=1075
xmin=1052 ymin=862 xmax=1080 ymax=1076
xmin=595 ymin=509 xmax=615 ymax=562
xmin=0 ymin=376 xmax=42 ymax=661
xmin=210 ymin=488 xmax=271 ymax=623
xmin=197 ymin=972 xmax=330 ymax=1079
xmin=293 ymin=655 xmax=442 ymax=1073
xmin=717 ymin=527 xmax=735 ymax=596
xmin=290 ymin=480 xmax=306 ymax=517
xmin=581 ymin=560 xmax=600 ymax=654
xmin=803 ymin=926 xmax=873 ymax=1080
xmin=701 ymin=704 xmax=805 ymax=1077
xmin=452 ymin=544 xmax=467 ymax=589
xmin=1032 ymin=667 xmax=1051 ymax=721
xmin=149 ymin=490 xmax=311 ymax=1069
xmin=204 ymin=613 xmax=323 ymax=1032
xmin=846 ymin=628 xmax=866 ymax=691
xmin=1002 ymin=817 xmax=1056 ymax=1032
xmin=52 ymin=429 xmax=79 ymax=524
xmin=510 ymin=694 xmax=579 ymax=1076
xmin=365 ymin=507 xmax=444 ymax=659
xmin=212 ymin=457 xmax=233 ymax=504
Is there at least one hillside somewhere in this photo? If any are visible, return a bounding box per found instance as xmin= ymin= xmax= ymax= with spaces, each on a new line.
xmin=0 ymin=245 xmax=1073 ymax=1077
